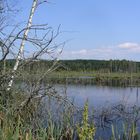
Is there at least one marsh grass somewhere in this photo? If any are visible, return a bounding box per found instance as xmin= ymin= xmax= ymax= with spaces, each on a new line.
xmin=1 ymin=101 xmax=140 ymax=139
xmin=17 ymin=71 xmax=140 ymax=87
xmin=0 ymin=85 xmax=77 ymax=140
xmin=1 ymin=86 xmax=140 ymax=140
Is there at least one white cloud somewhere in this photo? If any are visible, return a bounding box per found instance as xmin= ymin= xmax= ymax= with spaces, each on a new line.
xmin=60 ymin=42 xmax=140 ymax=60
xmin=61 ymin=48 xmax=115 ymax=60
xmin=71 ymin=49 xmax=87 ymax=55
xmin=118 ymin=42 xmax=140 ymax=49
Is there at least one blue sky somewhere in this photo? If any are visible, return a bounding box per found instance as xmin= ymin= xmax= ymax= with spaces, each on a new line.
xmin=15 ymin=0 xmax=140 ymax=60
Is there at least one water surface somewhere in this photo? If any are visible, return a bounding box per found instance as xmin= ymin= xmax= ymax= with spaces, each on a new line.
xmin=55 ymin=84 xmax=140 ymax=108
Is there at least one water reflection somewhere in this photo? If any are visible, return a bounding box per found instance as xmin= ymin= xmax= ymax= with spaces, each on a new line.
xmin=55 ymin=84 xmax=140 ymax=109
xmin=136 ymin=87 xmax=139 ymax=104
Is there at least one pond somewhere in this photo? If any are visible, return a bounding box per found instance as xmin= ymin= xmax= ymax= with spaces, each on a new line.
xmin=54 ymin=84 xmax=140 ymax=139
xmin=19 ymin=81 xmax=140 ymax=139
xmin=55 ymin=84 xmax=140 ymax=109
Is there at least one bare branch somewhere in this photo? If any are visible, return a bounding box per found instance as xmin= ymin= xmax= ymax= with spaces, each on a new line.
xmin=7 ymin=0 xmax=38 ymax=90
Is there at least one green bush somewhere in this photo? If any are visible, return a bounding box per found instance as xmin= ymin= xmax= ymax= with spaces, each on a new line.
xmin=77 ymin=102 xmax=96 ymax=140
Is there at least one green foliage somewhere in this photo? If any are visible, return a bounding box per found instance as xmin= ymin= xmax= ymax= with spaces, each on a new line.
xmin=77 ymin=102 xmax=96 ymax=140
xmin=3 ymin=59 xmax=140 ymax=73
xmin=0 ymin=84 xmax=76 ymax=140
xmin=110 ymin=122 xmax=140 ymax=140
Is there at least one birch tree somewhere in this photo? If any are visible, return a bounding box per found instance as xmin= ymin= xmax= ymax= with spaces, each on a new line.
xmin=0 ymin=0 xmax=66 ymax=108
xmin=7 ymin=0 xmax=38 ymax=90
xmin=0 ymin=0 xmax=74 ymax=130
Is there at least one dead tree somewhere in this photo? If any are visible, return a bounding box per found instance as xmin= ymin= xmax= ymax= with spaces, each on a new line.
xmin=7 ymin=0 xmax=38 ymax=90
xmin=0 ymin=0 xmax=74 ymax=121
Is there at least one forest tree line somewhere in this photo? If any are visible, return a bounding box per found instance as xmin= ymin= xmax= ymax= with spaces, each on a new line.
xmin=1 ymin=59 xmax=140 ymax=73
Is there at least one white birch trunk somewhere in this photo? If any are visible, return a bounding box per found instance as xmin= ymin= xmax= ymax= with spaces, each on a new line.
xmin=7 ymin=0 xmax=38 ymax=90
